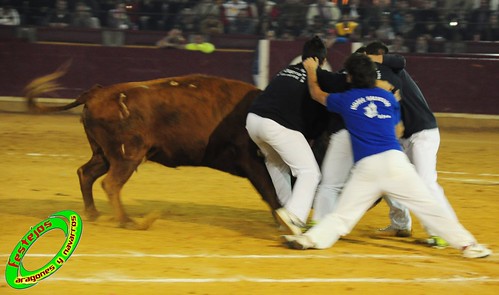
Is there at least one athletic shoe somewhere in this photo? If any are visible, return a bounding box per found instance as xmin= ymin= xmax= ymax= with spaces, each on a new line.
xmin=374 ymin=225 xmax=412 ymax=237
xmin=427 ymin=236 xmax=449 ymax=249
xmin=281 ymin=234 xmax=315 ymax=250
xmin=274 ymin=208 xmax=305 ymax=236
xmin=301 ymin=220 xmax=317 ymax=233
xmin=462 ymin=244 xmax=492 ymax=258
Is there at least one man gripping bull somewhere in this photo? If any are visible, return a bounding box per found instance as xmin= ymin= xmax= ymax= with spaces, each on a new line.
xmin=245 ymin=36 xmax=348 ymax=235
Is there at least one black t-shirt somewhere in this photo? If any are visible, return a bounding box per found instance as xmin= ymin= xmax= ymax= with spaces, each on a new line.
xmin=249 ymin=63 xmax=348 ymax=140
xmin=398 ymin=69 xmax=438 ymax=138
xmin=379 ymin=55 xmax=437 ymax=138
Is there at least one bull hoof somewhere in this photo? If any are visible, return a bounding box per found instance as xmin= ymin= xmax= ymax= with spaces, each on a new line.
xmin=85 ymin=208 xmax=100 ymax=221
xmin=118 ymin=211 xmax=161 ymax=230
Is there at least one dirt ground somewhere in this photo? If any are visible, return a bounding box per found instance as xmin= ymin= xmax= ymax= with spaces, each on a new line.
xmin=0 ymin=112 xmax=498 ymax=295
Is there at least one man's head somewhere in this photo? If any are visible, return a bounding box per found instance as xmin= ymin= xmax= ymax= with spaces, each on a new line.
xmin=344 ymin=53 xmax=377 ymax=88
xmin=354 ymin=46 xmax=367 ymax=54
xmin=365 ymin=41 xmax=389 ymax=55
xmin=302 ymin=36 xmax=327 ymax=65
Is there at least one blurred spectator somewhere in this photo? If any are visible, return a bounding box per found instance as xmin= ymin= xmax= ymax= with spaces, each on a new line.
xmin=137 ymin=0 xmax=161 ymax=30
xmin=341 ymin=0 xmax=363 ymax=22
xmin=251 ymin=0 xmax=278 ymax=37
xmin=222 ymin=0 xmax=249 ymax=30
xmin=22 ymin=0 xmax=52 ymax=26
xmin=71 ymin=2 xmax=100 ymax=28
xmin=193 ymin=0 xmax=222 ymax=26
xmin=306 ymin=0 xmax=341 ymax=31
xmin=412 ymin=8 xmax=450 ymax=41
xmin=156 ymin=28 xmax=187 ymax=48
xmin=446 ymin=8 xmax=472 ymax=41
xmin=200 ymin=13 xmax=225 ymax=35
xmin=398 ymin=11 xmax=419 ymax=40
xmin=226 ymin=7 xmax=255 ymax=34
xmin=184 ymin=33 xmax=216 ymax=53
xmin=192 ymin=0 xmax=226 ymax=34
xmin=304 ymin=15 xmax=330 ymax=37
xmin=335 ymin=14 xmax=361 ymax=41
xmin=414 ymin=34 xmax=429 ymax=53
xmin=46 ymin=0 xmax=72 ymax=27
xmin=388 ymin=34 xmax=410 ymax=52
xmin=107 ymin=2 xmax=135 ymax=29
xmin=471 ymin=0 xmax=498 ymax=11
xmin=176 ymin=7 xmax=198 ymax=34
xmin=375 ymin=12 xmax=396 ymax=40
xmin=155 ymin=0 xmax=197 ymax=31
xmin=416 ymin=0 xmax=440 ymax=25
xmin=477 ymin=12 xmax=499 ymax=40
xmin=391 ymin=0 xmax=410 ymax=33
xmin=469 ymin=0 xmax=492 ymax=40
xmin=276 ymin=0 xmax=308 ymax=38
xmin=360 ymin=0 xmax=387 ymax=38
xmin=0 ymin=4 xmax=20 ymax=25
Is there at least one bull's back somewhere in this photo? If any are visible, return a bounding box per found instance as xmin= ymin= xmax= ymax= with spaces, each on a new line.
xmin=82 ymin=74 xmax=259 ymax=166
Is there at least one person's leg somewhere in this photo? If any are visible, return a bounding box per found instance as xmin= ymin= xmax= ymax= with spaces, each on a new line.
xmin=304 ymin=155 xmax=383 ymax=249
xmin=381 ymin=151 xmax=477 ymax=249
xmin=312 ymin=129 xmax=354 ymax=222
xmin=246 ymin=113 xmax=292 ymax=205
xmin=409 ymin=128 xmax=459 ymax=236
xmin=246 ymin=113 xmax=321 ymax=223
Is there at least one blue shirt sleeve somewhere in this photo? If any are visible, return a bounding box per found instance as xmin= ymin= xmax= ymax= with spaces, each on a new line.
xmin=326 ymin=92 xmax=343 ymax=113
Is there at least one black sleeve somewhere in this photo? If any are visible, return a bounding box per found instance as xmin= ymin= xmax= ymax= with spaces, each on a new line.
xmin=316 ymin=69 xmax=348 ymax=93
xmin=382 ymin=54 xmax=406 ymax=72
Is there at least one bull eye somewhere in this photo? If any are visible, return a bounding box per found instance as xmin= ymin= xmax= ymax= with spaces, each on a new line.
xmin=169 ymin=81 xmax=179 ymax=86
xmin=188 ymin=84 xmax=197 ymax=88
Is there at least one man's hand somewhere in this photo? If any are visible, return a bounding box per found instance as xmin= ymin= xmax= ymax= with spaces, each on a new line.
xmin=303 ymin=57 xmax=319 ymax=72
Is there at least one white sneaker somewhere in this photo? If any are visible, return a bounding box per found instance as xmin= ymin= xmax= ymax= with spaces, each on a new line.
xmin=462 ymin=244 xmax=492 ymax=258
xmin=281 ymin=235 xmax=315 ymax=250
xmin=274 ymin=208 xmax=305 ymax=235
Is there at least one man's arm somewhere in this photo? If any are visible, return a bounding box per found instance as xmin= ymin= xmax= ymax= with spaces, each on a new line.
xmin=303 ymin=58 xmax=329 ymax=106
xmin=368 ymin=54 xmax=406 ymax=72
xmin=382 ymin=54 xmax=406 ymax=71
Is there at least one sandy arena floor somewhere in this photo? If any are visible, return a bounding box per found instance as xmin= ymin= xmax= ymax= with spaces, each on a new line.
xmin=0 ymin=112 xmax=498 ymax=295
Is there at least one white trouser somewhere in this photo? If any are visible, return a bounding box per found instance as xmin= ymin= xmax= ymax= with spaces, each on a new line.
xmin=305 ymin=150 xmax=477 ymax=250
xmin=245 ymin=113 xmax=321 ymax=223
xmin=312 ymin=129 xmax=354 ymax=221
xmin=385 ymin=128 xmax=459 ymax=235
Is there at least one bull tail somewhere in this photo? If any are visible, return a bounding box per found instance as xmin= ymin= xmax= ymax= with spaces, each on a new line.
xmin=24 ymin=60 xmax=85 ymax=113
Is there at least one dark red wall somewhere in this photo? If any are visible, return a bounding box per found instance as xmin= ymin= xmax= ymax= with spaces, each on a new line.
xmin=1 ymin=40 xmax=498 ymax=115
xmin=0 ymin=41 xmax=255 ymax=99
xmin=268 ymin=44 xmax=499 ymax=115
xmin=402 ymin=54 xmax=499 ymax=115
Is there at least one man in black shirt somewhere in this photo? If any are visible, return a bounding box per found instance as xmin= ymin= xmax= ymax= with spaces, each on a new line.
xmin=246 ymin=36 xmax=347 ymax=235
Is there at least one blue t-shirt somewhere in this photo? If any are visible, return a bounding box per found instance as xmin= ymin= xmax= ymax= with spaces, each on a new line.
xmin=326 ymin=87 xmax=402 ymax=163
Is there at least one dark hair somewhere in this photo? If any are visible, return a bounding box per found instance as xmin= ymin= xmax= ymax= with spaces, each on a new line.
xmin=344 ymin=53 xmax=377 ymax=88
xmin=302 ymin=35 xmax=327 ymax=64
xmin=355 ymin=46 xmax=367 ymax=54
xmin=365 ymin=41 xmax=389 ymax=55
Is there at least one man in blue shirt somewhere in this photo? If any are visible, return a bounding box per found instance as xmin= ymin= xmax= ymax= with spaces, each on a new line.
xmin=281 ymin=53 xmax=492 ymax=259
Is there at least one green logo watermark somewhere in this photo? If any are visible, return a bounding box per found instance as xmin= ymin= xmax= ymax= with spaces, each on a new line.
xmin=5 ymin=210 xmax=83 ymax=289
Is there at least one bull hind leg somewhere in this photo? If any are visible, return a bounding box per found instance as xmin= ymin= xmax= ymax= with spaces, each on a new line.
xmin=101 ymin=149 xmax=150 ymax=229
xmin=77 ymin=150 xmax=109 ymax=221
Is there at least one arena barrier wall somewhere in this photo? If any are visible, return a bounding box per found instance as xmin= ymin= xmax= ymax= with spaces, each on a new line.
xmin=267 ymin=43 xmax=499 ymax=116
xmin=0 ymin=40 xmax=498 ymax=116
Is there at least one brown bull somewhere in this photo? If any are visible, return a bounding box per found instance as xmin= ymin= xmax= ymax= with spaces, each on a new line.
xmin=25 ymin=65 xmax=281 ymax=229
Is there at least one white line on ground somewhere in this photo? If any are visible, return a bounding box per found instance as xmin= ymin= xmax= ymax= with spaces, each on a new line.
xmin=44 ymin=276 xmax=499 ymax=284
xmin=440 ymin=177 xmax=499 ymax=185
xmin=0 ymin=253 xmax=433 ymax=259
